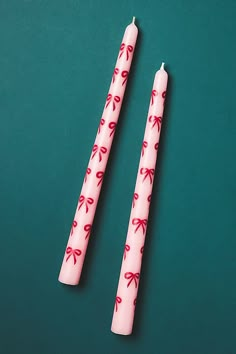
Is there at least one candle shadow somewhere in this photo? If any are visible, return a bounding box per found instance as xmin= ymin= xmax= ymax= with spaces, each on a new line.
xmin=129 ymin=69 xmax=174 ymax=338
xmin=66 ymin=21 xmax=144 ymax=291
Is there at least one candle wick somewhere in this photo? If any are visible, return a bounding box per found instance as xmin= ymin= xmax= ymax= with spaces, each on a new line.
xmin=132 ymin=16 xmax=135 ymax=24
xmin=160 ymin=62 xmax=165 ymax=70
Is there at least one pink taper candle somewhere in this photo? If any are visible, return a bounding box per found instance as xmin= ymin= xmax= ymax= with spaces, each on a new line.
xmin=59 ymin=18 xmax=138 ymax=285
xmin=111 ymin=63 xmax=168 ymax=335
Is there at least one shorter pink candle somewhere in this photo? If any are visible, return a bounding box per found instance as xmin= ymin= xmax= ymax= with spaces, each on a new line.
xmin=111 ymin=63 xmax=168 ymax=335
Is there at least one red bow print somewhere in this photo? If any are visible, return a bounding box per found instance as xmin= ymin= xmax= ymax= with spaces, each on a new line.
xmin=108 ymin=122 xmax=116 ymax=137
xmin=92 ymin=144 xmax=107 ymax=162
xmin=151 ymin=89 xmax=157 ymax=105
xmin=132 ymin=192 xmax=139 ymax=208
xmin=147 ymin=194 xmax=152 ymax=203
xmin=121 ymin=70 xmax=129 ymax=85
xmin=149 ymin=115 xmax=162 ymax=131
xmin=96 ymin=171 xmax=104 ymax=187
xmin=113 ymin=67 xmax=119 ymax=83
xmin=133 ymin=298 xmax=137 ymax=306
xmin=98 ymin=118 xmax=105 ymax=134
xmin=154 ymin=142 xmax=159 ymax=151
xmin=124 ymin=272 xmax=140 ymax=288
xmin=123 ymin=244 xmax=130 ymax=260
xmin=132 ymin=218 xmax=147 ymax=234
xmin=84 ymin=224 xmax=92 ymax=240
xmin=162 ymin=91 xmax=166 ymax=99
xmin=119 ymin=43 xmax=134 ymax=61
xmin=84 ymin=167 xmax=91 ymax=183
xmin=66 ymin=247 xmax=82 ymax=264
xmin=70 ymin=220 xmax=77 ymax=236
xmin=115 ymin=296 xmax=122 ymax=312
xmin=105 ymin=94 xmax=121 ymax=111
xmin=142 ymin=141 xmax=148 ymax=157
xmin=140 ymin=167 xmax=155 ymax=184
xmin=78 ymin=195 xmax=94 ymax=213
xmin=140 ymin=246 xmax=144 ymax=255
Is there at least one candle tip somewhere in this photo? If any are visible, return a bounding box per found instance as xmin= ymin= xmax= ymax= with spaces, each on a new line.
xmin=160 ymin=62 xmax=165 ymax=70
xmin=132 ymin=16 xmax=135 ymax=24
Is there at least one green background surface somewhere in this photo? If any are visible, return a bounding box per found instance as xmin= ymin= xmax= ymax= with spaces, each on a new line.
xmin=0 ymin=1 xmax=236 ymax=353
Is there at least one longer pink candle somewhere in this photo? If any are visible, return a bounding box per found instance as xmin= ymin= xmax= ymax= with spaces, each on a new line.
xmin=111 ymin=63 xmax=168 ymax=335
xmin=59 ymin=18 xmax=138 ymax=285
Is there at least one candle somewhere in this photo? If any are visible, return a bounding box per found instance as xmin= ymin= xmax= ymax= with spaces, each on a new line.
xmin=111 ymin=63 xmax=168 ymax=335
xmin=58 ymin=18 xmax=138 ymax=285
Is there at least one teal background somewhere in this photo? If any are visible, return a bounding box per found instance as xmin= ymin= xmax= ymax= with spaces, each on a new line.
xmin=0 ymin=0 xmax=236 ymax=353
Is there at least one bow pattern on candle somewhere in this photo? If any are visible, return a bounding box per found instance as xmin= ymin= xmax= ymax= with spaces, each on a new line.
xmin=134 ymin=298 xmax=137 ymax=306
xmin=140 ymin=167 xmax=155 ymax=184
xmin=66 ymin=247 xmax=82 ymax=264
xmin=132 ymin=218 xmax=147 ymax=234
xmin=123 ymin=244 xmax=130 ymax=260
xmin=149 ymin=115 xmax=162 ymax=131
xmin=84 ymin=167 xmax=91 ymax=183
xmin=98 ymin=118 xmax=105 ymax=134
xmin=91 ymin=144 xmax=108 ymax=162
xmin=154 ymin=142 xmax=159 ymax=151
xmin=124 ymin=272 xmax=140 ymax=288
xmin=84 ymin=224 xmax=92 ymax=240
xmin=115 ymin=296 xmax=122 ymax=312
xmin=147 ymin=194 xmax=152 ymax=203
xmin=113 ymin=68 xmax=119 ymax=83
xmin=132 ymin=192 xmax=139 ymax=208
xmin=78 ymin=195 xmax=94 ymax=213
xmin=70 ymin=220 xmax=77 ymax=236
xmin=140 ymin=246 xmax=144 ymax=255
xmin=96 ymin=171 xmax=104 ymax=187
xmin=142 ymin=141 xmax=148 ymax=157
xmin=121 ymin=70 xmax=129 ymax=85
xmin=162 ymin=91 xmax=166 ymax=105
xmin=108 ymin=122 xmax=117 ymax=137
xmin=105 ymin=94 xmax=121 ymax=111
xmin=119 ymin=43 xmax=134 ymax=61
xmin=151 ymin=89 xmax=157 ymax=105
